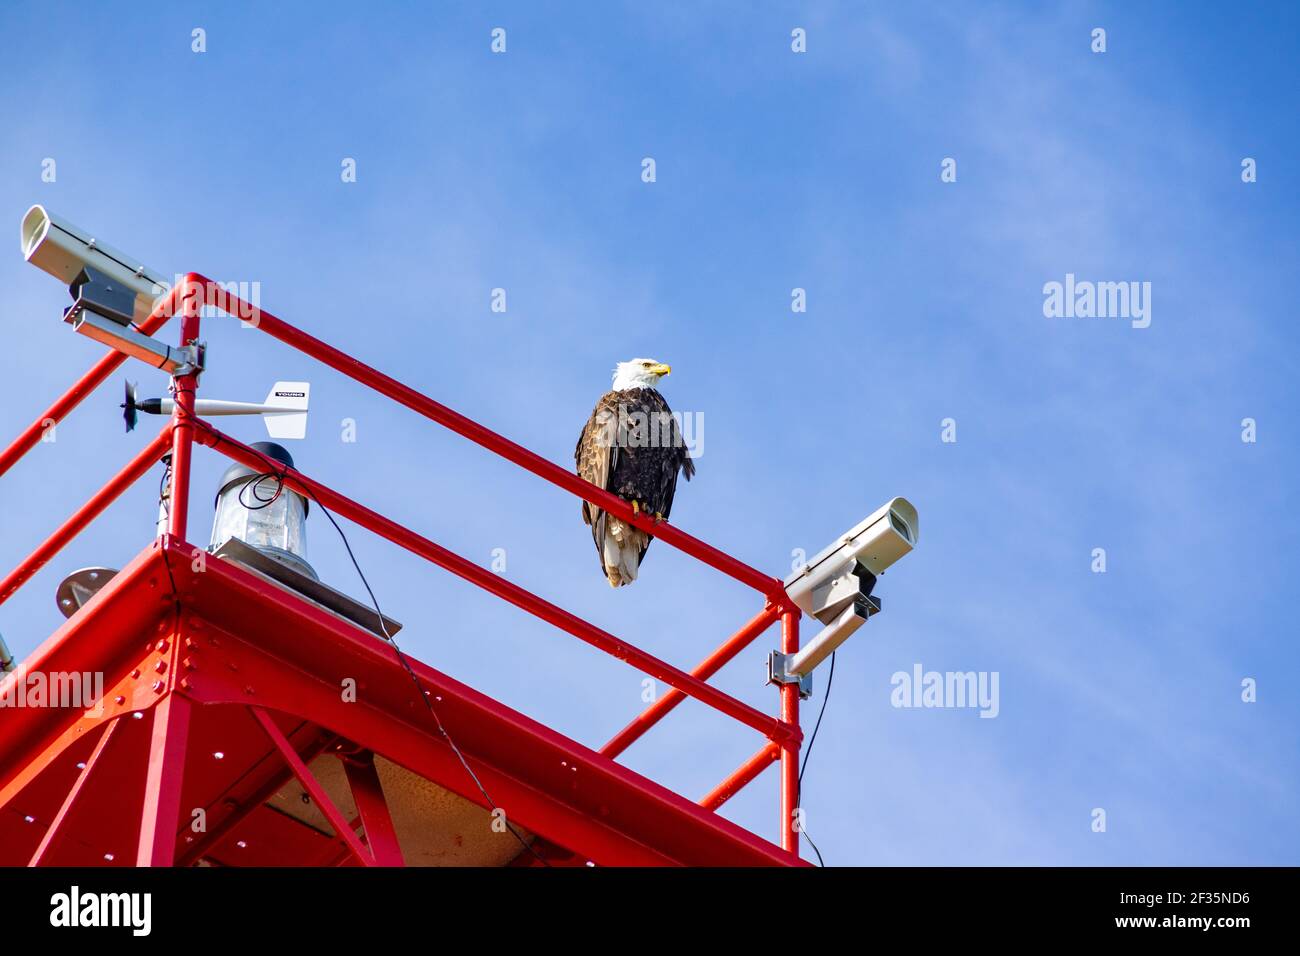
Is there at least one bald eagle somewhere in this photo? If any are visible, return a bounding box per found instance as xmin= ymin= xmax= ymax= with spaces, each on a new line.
xmin=575 ymin=358 xmax=695 ymax=587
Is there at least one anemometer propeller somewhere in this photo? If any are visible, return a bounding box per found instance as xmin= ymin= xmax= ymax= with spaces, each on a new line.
xmin=122 ymin=380 xmax=311 ymax=440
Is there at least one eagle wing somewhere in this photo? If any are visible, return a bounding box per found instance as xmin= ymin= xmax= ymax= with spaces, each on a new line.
xmin=576 ymin=393 xmax=625 ymax=570
xmin=577 ymin=389 xmax=696 ymax=568
xmin=654 ymin=410 xmax=694 ymax=523
xmin=576 ymin=393 xmax=619 ymax=524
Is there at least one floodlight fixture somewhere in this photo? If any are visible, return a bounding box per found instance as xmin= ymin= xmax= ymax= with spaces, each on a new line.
xmin=770 ymin=497 xmax=919 ymax=697
xmin=20 ymin=206 xmax=200 ymax=374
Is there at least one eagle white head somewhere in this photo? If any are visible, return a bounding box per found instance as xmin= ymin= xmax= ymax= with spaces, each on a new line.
xmin=611 ymin=357 xmax=672 ymax=391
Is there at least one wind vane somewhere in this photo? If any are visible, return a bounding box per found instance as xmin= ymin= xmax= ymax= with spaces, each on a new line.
xmin=122 ymin=380 xmax=310 ymax=440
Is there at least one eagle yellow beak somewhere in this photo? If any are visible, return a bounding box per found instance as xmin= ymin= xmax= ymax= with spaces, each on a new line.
xmin=650 ymin=363 xmax=671 ymax=377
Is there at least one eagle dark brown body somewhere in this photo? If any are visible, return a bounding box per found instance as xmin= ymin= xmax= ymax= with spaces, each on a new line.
xmin=575 ymin=387 xmax=695 ymax=586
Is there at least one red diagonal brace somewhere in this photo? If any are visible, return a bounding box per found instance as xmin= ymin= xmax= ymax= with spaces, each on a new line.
xmin=0 ymin=425 xmax=171 ymax=607
xmin=602 ymin=604 xmax=779 ymax=758
xmin=0 ymin=281 xmax=182 ymax=481
xmin=250 ymin=706 xmax=374 ymax=866
xmin=30 ymin=718 xmax=122 ymax=865
xmin=700 ymin=741 xmax=780 ymax=812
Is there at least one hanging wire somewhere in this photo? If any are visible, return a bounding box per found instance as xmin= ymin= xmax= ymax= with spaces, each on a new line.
xmin=794 ymin=650 xmax=836 ymax=867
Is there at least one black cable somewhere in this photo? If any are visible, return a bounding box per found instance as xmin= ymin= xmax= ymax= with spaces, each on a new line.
xmin=157 ymin=532 xmax=184 ymax=649
xmin=308 ymin=495 xmax=549 ymax=864
xmin=793 ymin=650 xmax=835 ymax=867
xmin=802 ymin=824 xmax=826 ymax=868
xmin=174 ymin=407 xmax=548 ymax=865
xmin=237 ymin=472 xmax=286 ymax=512
xmin=798 ymin=650 xmax=835 ymax=798
xmin=159 ymin=542 xmax=181 ymax=620
xmin=158 ymin=457 xmax=171 ymax=508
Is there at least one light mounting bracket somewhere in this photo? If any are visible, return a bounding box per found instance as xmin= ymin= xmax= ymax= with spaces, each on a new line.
xmin=767 ymin=650 xmax=815 ymax=699
xmin=767 ymin=594 xmax=882 ymax=699
xmin=63 ymin=299 xmax=204 ymax=376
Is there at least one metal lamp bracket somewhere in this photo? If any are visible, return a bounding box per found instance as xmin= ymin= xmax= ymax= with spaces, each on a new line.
xmin=767 ymin=651 xmax=814 ymax=700
xmin=63 ymin=299 xmax=207 ymax=378
xmin=172 ymin=342 xmax=205 ymax=378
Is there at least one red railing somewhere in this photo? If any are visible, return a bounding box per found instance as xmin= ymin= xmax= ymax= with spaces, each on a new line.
xmin=0 ymin=274 xmax=804 ymax=855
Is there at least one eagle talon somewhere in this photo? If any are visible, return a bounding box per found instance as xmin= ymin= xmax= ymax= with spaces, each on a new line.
xmin=631 ymin=500 xmax=640 ymax=516
xmin=653 ymin=512 xmax=664 ymax=524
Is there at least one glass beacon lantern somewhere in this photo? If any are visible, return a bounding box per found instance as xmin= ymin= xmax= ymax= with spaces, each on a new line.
xmin=210 ymin=441 xmax=318 ymax=581
xmin=207 ymin=442 xmax=401 ymax=638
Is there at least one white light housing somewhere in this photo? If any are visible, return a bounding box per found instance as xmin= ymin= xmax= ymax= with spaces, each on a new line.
xmin=785 ymin=497 xmax=918 ymax=622
xmin=770 ymin=498 xmax=919 ymax=695
xmin=21 ymin=205 xmax=170 ymax=325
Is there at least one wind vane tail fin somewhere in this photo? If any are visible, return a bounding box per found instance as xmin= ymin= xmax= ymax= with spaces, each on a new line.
xmin=263 ymin=381 xmax=310 ymax=440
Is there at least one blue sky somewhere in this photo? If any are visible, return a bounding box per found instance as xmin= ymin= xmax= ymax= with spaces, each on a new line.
xmin=0 ymin=1 xmax=1296 ymax=864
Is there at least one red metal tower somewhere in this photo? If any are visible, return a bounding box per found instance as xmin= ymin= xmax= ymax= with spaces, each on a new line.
xmin=0 ymin=276 xmax=808 ymax=866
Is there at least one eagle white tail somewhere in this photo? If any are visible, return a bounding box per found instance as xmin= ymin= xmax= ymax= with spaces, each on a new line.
xmin=262 ymin=381 xmax=310 ymax=440
xmin=601 ymin=517 xmax=649 ymax=587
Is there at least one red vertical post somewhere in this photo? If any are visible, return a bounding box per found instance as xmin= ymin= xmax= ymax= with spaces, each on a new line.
xmin=136 ymin=692 xmax=191 ymax=866
xmin=167 ymin=286 xmax=201 ymax=540
xmin=780 ymin=608 xmax=800 ymax=856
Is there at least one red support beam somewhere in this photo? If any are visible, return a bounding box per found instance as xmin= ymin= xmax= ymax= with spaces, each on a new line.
xmin=189 ymin=275 xmax=790 ymax=607
xmin=178 ymin=541 xmax=798 ymax=864
xmin=0 ymin=425 xmax=172 ymax=606
xmin=2 ymin=540 xmax=806 ymax=866
xmin=0 ymin=697 xmax=122 ymax=812
xmin=137 ymin=692 xmax=192 ymax=866
xmin=0 ymin=542 xmax=176 ymax=810
xmin=0 ymin=282 xmax=181 ymax=480
xmin=195 ymin=425 xmax=795 ymax=747
xmin=323 ymin=815 xmax=367 ymax=867
xmin=249 ymin=706 xmax=374 ymax=866
xmin=166 ymin=299 xmax=202 ymax=540
xmin=29 ymin=718 xmax=122 ymax=865
xmin=341 ymin=752 xmax=404 ymax=866
xmin=700 ymin=742 xmax=779 ymax=812
xmin=602 ymin=604 xmax=779 ymax=759
xmin=176 ymin=728 xmax=337 ymax=867
xmin=780 ymin=609 xmax=800 ymax=856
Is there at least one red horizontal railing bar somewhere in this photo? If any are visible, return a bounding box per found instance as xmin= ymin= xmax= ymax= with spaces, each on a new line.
xmin=195 ymin=422 xmax=799 ymax=746
xmin=601 ymin=603 xmax=780 ymax=758
xmin=0 ymin=425 xmax=172 ymax=606
xmin=0 ymin=285 xmax=183 ymax=480
xmin=184 ymin=275 xmax=790 ymax=607
xmin=700 ymin=742 xmax=780 ymax=812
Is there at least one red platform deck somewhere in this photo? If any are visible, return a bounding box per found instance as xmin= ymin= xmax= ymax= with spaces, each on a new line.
xmin=0 ymin=535 xmax=805 ymax=866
